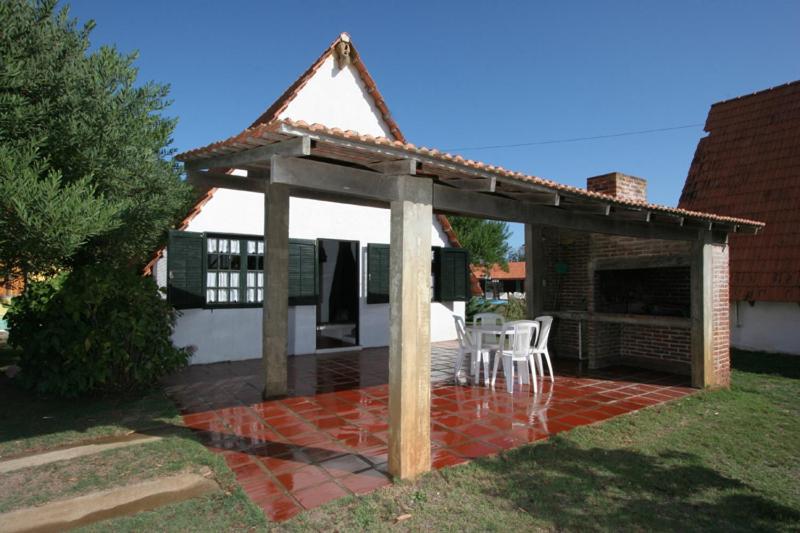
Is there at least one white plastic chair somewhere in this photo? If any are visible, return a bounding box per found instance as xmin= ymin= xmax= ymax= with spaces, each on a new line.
xmin=473 ymin=312 xmax=504 ymax=385
xmin=531 ymin=316 xmax=555 ymax=381
xmin=491 ymin=320 xmax=539 ymax=394
xmin=452 ymin=315 xmax=475 ymax=384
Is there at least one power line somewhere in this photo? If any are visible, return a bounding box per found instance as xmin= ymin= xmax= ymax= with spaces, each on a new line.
xmin=442 ymin=123 xmax=704 ymax=152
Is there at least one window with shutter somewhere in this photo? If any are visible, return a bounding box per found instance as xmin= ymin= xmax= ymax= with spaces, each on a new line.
xmin=367 ymin=243 xmax=390 ymax=304
xmin=435 ymin=248 xmax=470 ymax=302
xmin=288 ymin=239 xmax=318 ymax=305
xmin=167 ymin=230 xmax=205 ymax=309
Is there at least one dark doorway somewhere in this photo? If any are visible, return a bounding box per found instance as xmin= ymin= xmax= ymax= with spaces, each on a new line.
xmin=316 ymin=239 xmax=359 ymax=350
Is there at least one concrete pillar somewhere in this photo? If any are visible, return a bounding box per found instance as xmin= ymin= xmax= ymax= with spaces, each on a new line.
xmin=388 ymin=175 xmax=433 ymax=480
xmin=525 ymin=224 xmax=544 ymax=319
xmin=262 ymin=180 xmax=290 ymax=399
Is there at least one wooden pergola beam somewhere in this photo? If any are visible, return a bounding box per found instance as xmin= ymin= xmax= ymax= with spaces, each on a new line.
xmin=186 ymin=170 xmax=266 ymax=193
xmin=183 ymin=137 xmax=311 ymax=171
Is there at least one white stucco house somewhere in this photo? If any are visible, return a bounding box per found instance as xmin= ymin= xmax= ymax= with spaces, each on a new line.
xmin=147 ymin=34 xmax=468 ymax=365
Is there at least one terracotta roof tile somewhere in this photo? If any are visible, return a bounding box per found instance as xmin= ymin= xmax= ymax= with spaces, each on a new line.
xmin=177 ymin=118 xmax=764 ymax=229
xmin=471 ymin=262 xmax=526 ymax=281
xmin=679 ymin=79 xmax=800 ymax=302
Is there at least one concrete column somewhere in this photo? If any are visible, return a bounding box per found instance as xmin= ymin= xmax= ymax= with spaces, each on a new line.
xmin=262 ymin=180 xmax=290 ymax=399
xmin=388 ymin=175 xmax=433 ymax=480
xmin=690 ymin=236 xmax=713 ymax=389
xmin=525 ymin=224 xmax=544 ymax=319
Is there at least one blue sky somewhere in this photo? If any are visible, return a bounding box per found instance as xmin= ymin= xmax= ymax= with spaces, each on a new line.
xmin=68 ymin=1 xmax=799 ymax=248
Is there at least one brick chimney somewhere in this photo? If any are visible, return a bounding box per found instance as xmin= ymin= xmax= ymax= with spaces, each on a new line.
xmin=586 ymin=172 xmax=647 ymax=202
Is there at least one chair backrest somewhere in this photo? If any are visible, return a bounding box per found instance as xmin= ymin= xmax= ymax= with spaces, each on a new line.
xmin=533 ymin=316 xmax=553 ymax=351
xmin=474 ymin=312 xmax=504 ymax=326
xmin=502 ymin=320 xmax=539 ymax=357
xmin=453 ymin=315 xmax=472 ymax=349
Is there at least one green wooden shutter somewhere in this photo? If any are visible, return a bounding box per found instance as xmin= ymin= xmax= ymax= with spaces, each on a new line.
xmin=435 ymin=248 xmax=470 ymax=302
xmin=367 ymin=243 xmax=390 ymax=304
xmin=167 ymin=230 xmax=205 ymax=309
xmin=288 ymin=239 xmax=318 ymax=305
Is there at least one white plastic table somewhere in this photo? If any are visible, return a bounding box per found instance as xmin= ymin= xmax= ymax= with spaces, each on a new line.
xmin=466 ymin=323 xmax=532 ymax=386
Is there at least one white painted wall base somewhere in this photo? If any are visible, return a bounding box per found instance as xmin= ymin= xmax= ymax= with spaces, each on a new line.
xmin=731 ymin=301 xmax=800 ymax=355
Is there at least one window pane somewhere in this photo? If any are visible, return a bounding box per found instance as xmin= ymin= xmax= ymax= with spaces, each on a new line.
xmin=218 ymin=272 xmax=229 ymax=287
xmin=257 ymin=256 xmax=264 ymax=270
xmin=247 ymin=272 xmax=255 ymax=287
xmin=219 ymin=239 xmax=229 ymax=253
xmin=218 ymin=289 xmax=228 ymax=302
xmin=247 ymin=256 xmax=257 ymax=270
xmin=257 ymin=241 xmax=264 ymax=254
xmin=206 ymin=289 xmax=216 ymax=302
xmin=207 ymin=254 xmax=219 ymax=269
xmin=248 ymin=241 xmax=256 ymax=254
xmin=220 ymin=255 xmax=231 ymax=269
xmin=207 ymin=238 xmax=217 ymax=253
xmin=247 ymin=288 xmax=255 ymax=303
xmin=231 ymin=240 xmax=240 ymax=254
xmin=257 ymin=288 xmax=263 ymax=302
xmin=206 ymin=272 xmax=216 ymax=287
xmin=231 ymin=255 xmax=241 ymax=270
xmin=230 ymin=272 xmax=239 ymax=287
xmin=257 ymin=272 xmax=264 ymax=287
xmin=229 ymin=289 xmax=239 ymax=303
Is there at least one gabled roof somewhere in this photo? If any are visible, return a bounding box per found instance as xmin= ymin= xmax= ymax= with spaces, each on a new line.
xmin=145 ymin=35 xmax=458 ymax=275
xmin=249 ymin=33 xmax=405 ymax=142
xmin=679 ymin=80 xmax=800 ymax=302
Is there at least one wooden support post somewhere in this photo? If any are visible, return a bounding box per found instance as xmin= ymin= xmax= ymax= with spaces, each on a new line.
xmin=525 ymin=224 xmax=544 ymax=319
xmin=388 ymin=175 xmax=433 ymax=480
xmin=262 ymin=178 xmax=290 ymax=399
xmin=690 ymin=236 xmax=714 ymax=388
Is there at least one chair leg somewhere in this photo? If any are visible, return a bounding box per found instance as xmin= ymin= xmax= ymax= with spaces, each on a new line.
xmin=529 ymin=355 xmax=538 ymax=394
xmin=506 ymin=357 xmax=514 ymax=394
xmin=490 ymin=351 xmax=500 ymax=387
xmin=483 ymin=351 xmax=491 ymax=387
xmin=544 ymin=348 xmax=554 ymax=381
xmin=454 ymin=348 xmax=463 ymax=381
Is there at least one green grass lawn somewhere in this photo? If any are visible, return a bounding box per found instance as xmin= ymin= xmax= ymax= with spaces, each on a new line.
xmin=0 ymin=369 xmax=268 ymax=530
xmin=1 ymin=350 xmax=798 ymax=532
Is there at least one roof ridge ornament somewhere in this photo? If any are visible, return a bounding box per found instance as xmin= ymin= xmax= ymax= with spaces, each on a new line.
xmin=334 ymin=33 xmax=352 ymax=69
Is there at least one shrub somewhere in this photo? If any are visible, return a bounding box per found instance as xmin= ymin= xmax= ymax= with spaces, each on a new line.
xmin=7 ymin=266 xmax=189 ymax=397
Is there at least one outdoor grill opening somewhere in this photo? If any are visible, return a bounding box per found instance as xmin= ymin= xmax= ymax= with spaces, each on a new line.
xmin=594 ymin=266 xmax=690 ymax=317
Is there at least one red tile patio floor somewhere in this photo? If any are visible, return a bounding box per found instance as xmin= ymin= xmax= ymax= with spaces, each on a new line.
xmin=164 ymin=343 xmax=694 ymax=522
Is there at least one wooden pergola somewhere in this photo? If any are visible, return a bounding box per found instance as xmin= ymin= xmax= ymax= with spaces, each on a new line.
xmin=177 ymin=118 xmax=763 ymax=480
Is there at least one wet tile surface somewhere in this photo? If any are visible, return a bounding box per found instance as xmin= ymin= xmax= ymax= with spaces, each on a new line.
xmin=164 ymin=342 xmax=693 ymax=522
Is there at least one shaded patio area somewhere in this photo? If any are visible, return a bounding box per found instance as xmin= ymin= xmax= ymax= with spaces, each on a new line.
xmin=164 ymin=343 xmax=693 ymax=521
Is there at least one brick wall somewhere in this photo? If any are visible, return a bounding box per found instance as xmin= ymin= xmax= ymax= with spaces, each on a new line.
xmin=542 ymin=227 xmax=694 ymax=373
xmin=711 ymin=244 xmax=731 ymax=387
xmin=587 ymin=172 xmax=648 ymax=202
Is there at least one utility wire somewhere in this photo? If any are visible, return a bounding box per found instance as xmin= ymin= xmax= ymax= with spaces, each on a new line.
xmin=442 ymin=123 xmax=704 ymax=152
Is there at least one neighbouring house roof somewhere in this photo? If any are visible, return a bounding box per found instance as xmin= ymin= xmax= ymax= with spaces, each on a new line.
xmin=178 ymin=117 xmax=765 ymax=230
xmin=471 ymin=262 xmax=526 ymax=281
xmin=679 ymin=80 xmax=800 ymax=302
xmin=144 ymin=34 xmax=460 ymax=275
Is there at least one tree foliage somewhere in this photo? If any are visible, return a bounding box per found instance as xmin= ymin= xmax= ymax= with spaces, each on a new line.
xmin=8 ymin=267 xmax=190 ymax=397
xmin=448 ymin=216 xmax=512 ymax=269
xmin=0 ymin=0 xmax=193 ymax=280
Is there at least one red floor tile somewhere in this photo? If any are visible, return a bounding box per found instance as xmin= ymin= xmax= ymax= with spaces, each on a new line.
xmin=276 ymin=465 xmax=331 ymax=492
xmin=319 ymin=454 xmax=372 ymax=477
xmin=257 ymin=494 xmax=302 ymax=521
xmin=292 ymin=480 xmax=350 ymax=510
xmin=338 ymin=468 xmax=391 ymax=494
xmin=172 ymin=344 xmax=694 ymax=522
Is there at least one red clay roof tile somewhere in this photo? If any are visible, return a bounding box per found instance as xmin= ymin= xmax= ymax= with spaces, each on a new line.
xmin=679 ymin=79 xmax=800 ymax=302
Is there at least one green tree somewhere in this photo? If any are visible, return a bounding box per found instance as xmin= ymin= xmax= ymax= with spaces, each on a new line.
xmin=449 ymin=216 xmax=511 ymax=269
xmin=0 ymin=0 xmax=193 ymax=281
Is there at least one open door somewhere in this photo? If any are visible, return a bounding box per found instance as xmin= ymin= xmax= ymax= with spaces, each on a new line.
xmin=316 ymin=239 xmax=359 ymax=351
